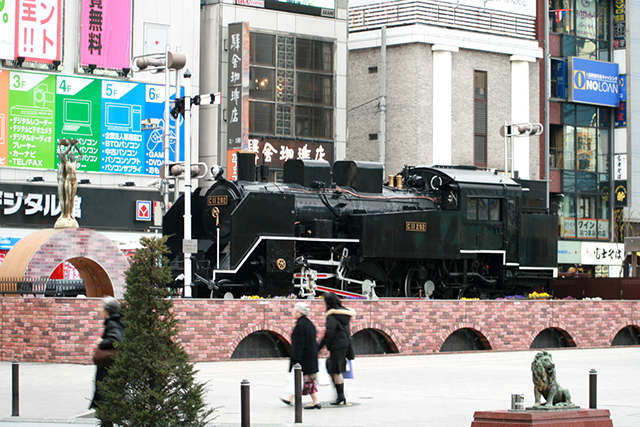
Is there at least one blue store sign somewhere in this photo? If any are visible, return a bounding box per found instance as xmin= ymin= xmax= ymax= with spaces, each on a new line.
xmin=569 ymin=57 xmax=619 ymax=107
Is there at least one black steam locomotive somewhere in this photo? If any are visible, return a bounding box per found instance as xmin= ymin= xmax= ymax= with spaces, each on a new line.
xmin=164 ymin=155 xmax=557 ymax=299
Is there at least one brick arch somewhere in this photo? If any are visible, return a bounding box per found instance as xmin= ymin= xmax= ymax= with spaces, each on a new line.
xmin=0 ymin=228 xmax=130 ymax=298
xmin=609 ymin=323 xmax=640 ymax=345
xmin=228 ymin=326 xmax=290 ymax=359
xmin=353 ymin=323 xmax=402 ymax=353
xmin=529 ymin=325 xmax=577 ymax=348
xmin=437 ymin=323 xmax=493 ymax=352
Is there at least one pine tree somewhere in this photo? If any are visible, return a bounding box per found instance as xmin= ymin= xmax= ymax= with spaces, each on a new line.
xmin=96 ymin=236 xmax=213 ymax=427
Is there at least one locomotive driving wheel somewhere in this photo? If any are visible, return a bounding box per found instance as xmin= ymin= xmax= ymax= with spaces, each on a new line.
xmin=404 ymin=263 xmax=440 ymax=298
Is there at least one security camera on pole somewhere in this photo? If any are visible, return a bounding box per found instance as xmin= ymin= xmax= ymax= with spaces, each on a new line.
xmin=500 ymin=122 xmax=543 ymax=179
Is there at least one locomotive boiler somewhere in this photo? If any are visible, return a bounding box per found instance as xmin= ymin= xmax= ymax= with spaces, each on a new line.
xmin=163 ymin=155 xmax=557 ymax=299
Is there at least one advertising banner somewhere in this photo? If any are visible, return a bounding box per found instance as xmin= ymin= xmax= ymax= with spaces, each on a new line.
xmin=0 ymin=70 xmax=184 ymax=175
xmin=614 ymin=0 xmax=626 ymax=48
xmin=581 ymin=242 xmax=624 ymax=265
xmin=227 ymin=22 xmax=250 ymax=151
xmin=569 ymin=57 xmax=619 ymax=107
xmin=80 ymin=0 xmax=132 ymax=69
xmin=0 ymin=0 xmax=16 ymax=59
xmin=15 ymin=0 xmax=61 ymax=62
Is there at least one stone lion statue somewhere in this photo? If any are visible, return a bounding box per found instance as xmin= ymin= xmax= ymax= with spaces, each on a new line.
xmin=531 ymin=351 xmax=573 ymax=407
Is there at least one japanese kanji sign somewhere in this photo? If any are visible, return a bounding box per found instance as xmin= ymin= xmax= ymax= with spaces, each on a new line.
xmin=80 ymin=0 xmax=132 ymax=69
xmin=227 ymin=22 xmax=250 ymax=151
xmin=15 ymin=0 xmax=61 ymax=62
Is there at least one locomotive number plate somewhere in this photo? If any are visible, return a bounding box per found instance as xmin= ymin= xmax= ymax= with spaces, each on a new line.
xmin=207 ymin=195 xmax=228 ymax=206
xmin=406 ymin=221 xmax=427 ymax=232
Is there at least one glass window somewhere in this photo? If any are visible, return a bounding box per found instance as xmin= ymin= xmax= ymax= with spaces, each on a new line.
xmin=489 ymin=198 xmax=500 ymax=221
xmin=563 ymin=104 xmax=576 ymax=125
xmin=297 ymin=73 xmax=333 ymax=106
xmin=250 ymin=102 xmax=275 ymax=134
xmin=474 ymin=71 xmax=487 ymax=167
xmin=597 ymin=128 xmax=609 ymax=174
xmin=250 ymin=67 xmax=275 ymax=101
xmin=577 ymin=172 xmax=597 ymax=193
xmin=251 ymin=34 xmax=275 ymax=66
xmin=576 ymin=105 xmax=597 ymax=126
xmin=563 ymin=171 xmax=576 ymax=193
xmin=550 ymin=0 xmax=574 ymax=34
xmin=563 ymin=126 xmax=576 ymax=170
xmin=467 ymin=198 xmax=477 ymax=220
xmin=576 ymin=127 xmax=596 ymax=171
xmin=295 ymin=106 xmax=332 ymax=139
xmin=296 ymin=39 xmax=333 ymax=72
xmin=578 ymin=195 xmax=595 ymax=218
xmin=562 ymin=35 xmax=576 ymax=57
xmin=597 ymin=0 xmax=609 ymax=40
xmin=551 ymin=60 xmax=568 ymax=99
xmin=576 ymin=38 xmax=597 ymax=59
xmin=249 ymin=33 xmax=334 ymax=140
xmin=576 ymin=0 xmax=596 ymax=39
xmin=478 ymin=199 xmax=489 ymax=220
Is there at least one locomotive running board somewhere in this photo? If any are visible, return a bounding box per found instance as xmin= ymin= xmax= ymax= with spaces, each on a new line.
xmin=212 ymin=235 xmax=360 ymax=280
xmin=460 ymin=249 xmax=558 ymax=277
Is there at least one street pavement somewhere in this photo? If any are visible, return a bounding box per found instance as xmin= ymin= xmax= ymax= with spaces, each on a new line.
xmin=1 ymin=347 xmax=639 ymax=427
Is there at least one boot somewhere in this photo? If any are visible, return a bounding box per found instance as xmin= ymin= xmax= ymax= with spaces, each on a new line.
xmin=330 ymin=383 xmax=346 ymax=405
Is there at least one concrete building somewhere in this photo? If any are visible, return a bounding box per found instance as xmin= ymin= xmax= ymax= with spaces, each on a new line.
xmin=0 ymin=1 xmax=200 ymax=268
xmin=199 ymin=0 xmax=349 ymax=180
xmin=347 ymin=0 xmax=542 ymax=179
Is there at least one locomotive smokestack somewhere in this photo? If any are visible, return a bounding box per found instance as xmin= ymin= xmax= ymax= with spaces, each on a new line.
xmin=236 ymin=151 xmax=256 ymax=181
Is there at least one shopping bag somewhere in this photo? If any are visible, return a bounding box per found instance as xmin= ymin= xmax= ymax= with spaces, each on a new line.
xmin=343 ymin=359 xmax=354 ymax=379
xmin=285 ymin=369 xmax=295 ymax=395
xmin=318 ymin=358 xmax=332 ymax=386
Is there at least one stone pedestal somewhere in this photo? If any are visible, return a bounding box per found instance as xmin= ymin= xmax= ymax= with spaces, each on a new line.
xmin=471 ymin=409 xmax=613 ymax=427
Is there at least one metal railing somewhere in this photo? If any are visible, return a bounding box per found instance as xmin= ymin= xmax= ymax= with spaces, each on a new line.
xmin=0 ymin=277 xmax=85 ymax=297
xmin=349 ymin=0 xmax=536 ymax=40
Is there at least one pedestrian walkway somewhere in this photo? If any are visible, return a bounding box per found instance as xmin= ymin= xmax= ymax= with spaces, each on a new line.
xmin=1 ymin=347 xmax=639 ymax=427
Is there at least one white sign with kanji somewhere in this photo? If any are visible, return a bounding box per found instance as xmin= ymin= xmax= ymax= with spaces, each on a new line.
xmin=16 ymin=0 xmax=61 ymax=62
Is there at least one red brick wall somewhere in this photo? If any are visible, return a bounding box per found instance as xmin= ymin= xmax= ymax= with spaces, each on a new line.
xmin=1 ymin=298 xmax=638 ymax=363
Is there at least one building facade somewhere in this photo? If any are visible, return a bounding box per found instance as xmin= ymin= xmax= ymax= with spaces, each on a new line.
xmin=347 ymin=0 xmax=542 ymax=178
xmin=0 ymin=0 xmax=200 ymax=267
xmin=546 ymin=0 xmax=627 ymax=275
xmin=199 ymin=0 xmax=349 ymax=180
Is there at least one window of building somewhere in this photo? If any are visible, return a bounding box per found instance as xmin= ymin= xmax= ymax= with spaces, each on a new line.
xmin=550 ymin=59 xmax=568 ymax=99
xmin=248 ymin=33 xmax=334 ymax=140
xmin=473 ymin=71 xmax=487 ymax=167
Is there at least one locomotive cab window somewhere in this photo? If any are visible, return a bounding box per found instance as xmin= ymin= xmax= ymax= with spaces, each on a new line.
xmin=467 ymin=198 xmax=500 ymax=221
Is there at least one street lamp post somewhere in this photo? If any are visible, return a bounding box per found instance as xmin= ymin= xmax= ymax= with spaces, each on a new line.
xmin=501 ymin=122 xmax=544 ymax=179
xmin=183 ymin=70 xmax=193 ymax=297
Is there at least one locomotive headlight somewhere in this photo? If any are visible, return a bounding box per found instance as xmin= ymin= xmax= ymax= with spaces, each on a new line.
xmin=210 ymin=165 xmax=225 ymax=180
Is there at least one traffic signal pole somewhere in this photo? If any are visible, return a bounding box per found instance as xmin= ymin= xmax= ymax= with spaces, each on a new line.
xmin=183 ymin=70 xmax=193 ymax=297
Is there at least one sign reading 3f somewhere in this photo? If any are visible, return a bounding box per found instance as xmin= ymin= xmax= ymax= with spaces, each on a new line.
xmin=569 ymin=57 xmax=619 ymax=107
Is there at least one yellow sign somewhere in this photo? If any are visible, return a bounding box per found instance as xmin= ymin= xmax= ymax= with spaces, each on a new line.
xmin=207 ymin=195 xmax=228 ymax=206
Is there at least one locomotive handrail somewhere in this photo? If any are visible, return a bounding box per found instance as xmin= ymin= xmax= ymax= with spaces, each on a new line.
xmin=212 ymin=235 xmax=361 ymax=281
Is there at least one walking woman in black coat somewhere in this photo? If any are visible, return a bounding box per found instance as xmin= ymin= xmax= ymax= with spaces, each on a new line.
xmin=281 ymin=302 xmax=321 ymax=409
xmin=90 ymin=296 xmax=124 ymax=417
xmin=318 ymin=292 xmax=356 ymax=406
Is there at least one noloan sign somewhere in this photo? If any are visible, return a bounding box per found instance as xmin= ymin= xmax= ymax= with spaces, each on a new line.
xmin=569 ymin=57 xmax=619 ymax=107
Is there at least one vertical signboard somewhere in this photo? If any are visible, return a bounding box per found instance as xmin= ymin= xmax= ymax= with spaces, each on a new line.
xmin=227 ymin=22 xmax=250 ymax=151
xmin=0 ymin=70 xmax=8 ymax=165
xmin=613 ymin=0 xmax=625 ymax=48
xmin=80 ymin=0 xmax=132 ymax=69
xmin=15 ymin=0 xmax=61 ymax=62
xmin=0 ymin=0 xmax=16 ymax=59
xmin=143 ymin=83 xmax=183 ymax=176
xmin=8 ymin=71 xmax=56 ymax=168
xmin=100 ymin=80 xmax=144 ymax=174
xmin=55 ymin=76 xmax=102 ymax=172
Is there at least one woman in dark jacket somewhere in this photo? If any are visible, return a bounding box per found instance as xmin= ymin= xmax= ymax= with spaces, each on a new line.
xmin=318 ymin=292 xmax=356 ymax=406
xmin=281 ymin=302 xmax=321 ymax=409
xmin=90 ymin=296 xmax=124 ymax=414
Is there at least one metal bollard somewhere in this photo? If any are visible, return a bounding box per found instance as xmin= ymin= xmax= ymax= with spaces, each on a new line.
xmin=589 ymin=369 xmax=597 ymax=409
xmin=241 ymin=379 xmax=250 ymax=427
xmin=12 ymin=359 xmax=19 ymax=417
xmin=294 ymin=363 xmax=302 ymax=423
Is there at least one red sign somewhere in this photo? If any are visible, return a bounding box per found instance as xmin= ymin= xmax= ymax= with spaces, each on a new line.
xmin=15 ymin=0 xmax=61 ymax=62
xmin=136 ymin=200 xmax=151 ymax=221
